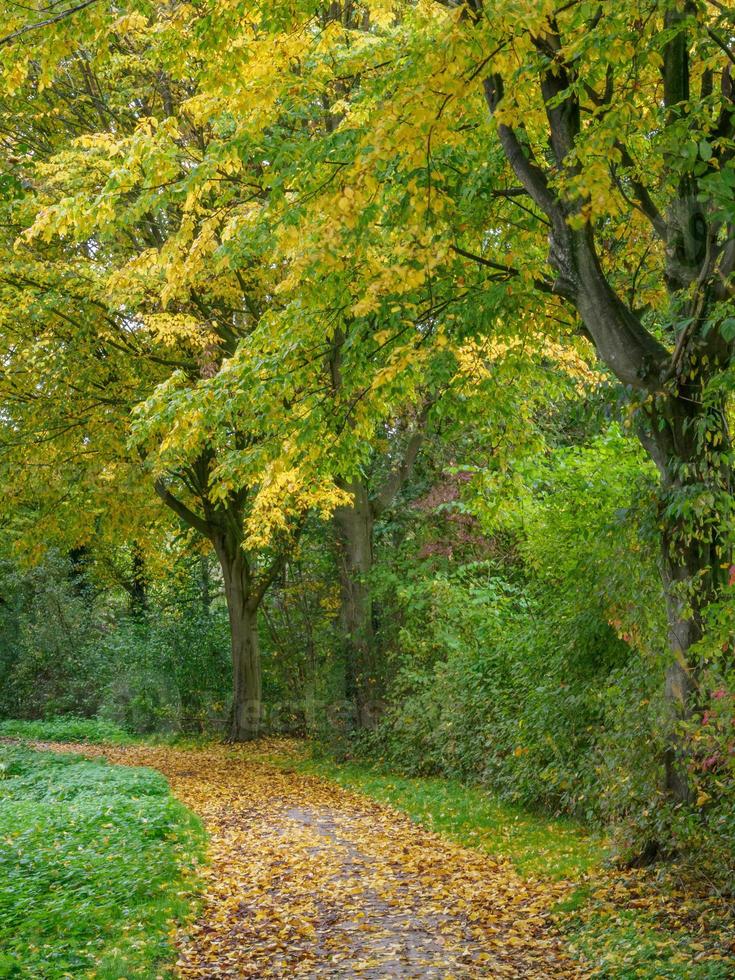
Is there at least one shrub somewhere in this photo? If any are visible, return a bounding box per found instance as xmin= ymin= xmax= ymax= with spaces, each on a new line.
xmin=0 ymin=716 xmax=132 ymax=744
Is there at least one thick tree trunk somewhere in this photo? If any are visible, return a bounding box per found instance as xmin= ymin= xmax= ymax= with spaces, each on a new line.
xmin=661 ymin=543 xmax=700 ymax=806
xmin=214 ymin=535 xmax=262 ymax=741
xmin=334 ymin=479 xmax=378 ymax=727
xmin=642 ymin=398 xmax=730 ymax=804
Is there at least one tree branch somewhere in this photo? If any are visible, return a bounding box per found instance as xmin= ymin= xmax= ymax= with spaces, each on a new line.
xmin=0 ymin=0 xmax=100 ymax=48
xmin=247 ymin=520 xmax=305 ymax=613
xmin=482 ymin=75 xmax=561 ymax=219
xmin=154 ymin=479 xmax=213 ymax=538
xmin=613 ymin=141 xmax=668 ymax=240
xmin=706 ymin=27 xmax=735 ymax=67
xmin=372 ymin=426 xmax=426 ymax=518
xmin=451 ymin=245 xmax=556 ymax=294
xmin=479 ymin=25 xmax=670 ymax=390
xmin=662 ymin=4 xmax=691 ymax=114
xmin=534 ymin=22 xmax=581 ymax=166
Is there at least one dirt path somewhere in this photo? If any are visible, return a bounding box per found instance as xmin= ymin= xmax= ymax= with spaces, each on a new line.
xmin=35 ymin=742 xmax=580 ymax=978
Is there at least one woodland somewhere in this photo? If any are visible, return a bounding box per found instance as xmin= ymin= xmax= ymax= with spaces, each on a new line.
xmin=0 ymin=0 xmax=735 ymax=977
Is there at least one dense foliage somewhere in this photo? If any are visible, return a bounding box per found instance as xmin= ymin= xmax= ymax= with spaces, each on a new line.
xmin=0 ymin=551 xmax=232 ymax=733
xmin=0 ymin=0 xmax=733 ymax=888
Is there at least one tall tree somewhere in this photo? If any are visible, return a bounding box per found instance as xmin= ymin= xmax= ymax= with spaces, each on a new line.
xmin=462 ymin=0 xmax=735 ymax=803
xmin=332 ymin=414 xmax=426 ymax=724
xmin=0 ymin=8 xmax=340 ymax=738
xmin=212 ymin=0 xmax=735 ymax=799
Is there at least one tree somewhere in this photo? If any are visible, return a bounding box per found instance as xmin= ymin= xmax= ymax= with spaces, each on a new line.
xmin=332 ymin=413 xmax=426 ymax=724
xmin=459 ymin=0 xmax=735 ymax=804
xmin=0 ymin=9 xmax=341 ymax=739
xmin=199 ymin=0 xmax=735 ymax=800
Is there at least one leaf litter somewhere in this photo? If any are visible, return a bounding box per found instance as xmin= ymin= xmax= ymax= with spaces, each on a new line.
xmin=32 ymin=740 xmax=581 ymax=978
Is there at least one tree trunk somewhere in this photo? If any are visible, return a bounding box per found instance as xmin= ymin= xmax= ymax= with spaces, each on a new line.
xmin=199 ymin=553 xmax=212 ymax=611
xmin=642 ymin=397 xmax=730 ymax=804
xmin=334 ymin=479 xmax=378 ymax=727
xmin=214 ymin=534 xmax=262 ymax=741
xmin=129 ymin=545 xmax=148 ymax=618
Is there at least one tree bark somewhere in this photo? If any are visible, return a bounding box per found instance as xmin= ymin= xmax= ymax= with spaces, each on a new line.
xmin=199 ymin=553 xmax=212 ymax=611
xmin=213 ymin=532 xmax=262 ymax=741
xmin=332 ymin=424 xmax=426 ymax=726
xmin=129 ymin=545 xmax=148 ymax=618
xmin=334 ymin=478 xmax=377 ymax=727
xmin=641 ymin=397 xmax=730 ymax=803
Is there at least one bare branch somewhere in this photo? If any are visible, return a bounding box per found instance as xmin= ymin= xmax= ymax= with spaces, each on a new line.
xmin=154 ymin=479 xmax=213 ymax=538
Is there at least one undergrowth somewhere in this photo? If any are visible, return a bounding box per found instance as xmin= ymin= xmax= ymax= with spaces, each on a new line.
xmin=0 ymin=717 xmax=134 ymax=745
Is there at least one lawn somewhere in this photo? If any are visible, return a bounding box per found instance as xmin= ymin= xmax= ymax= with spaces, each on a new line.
xmin=0 ymin=742 xmax=203 ymax=979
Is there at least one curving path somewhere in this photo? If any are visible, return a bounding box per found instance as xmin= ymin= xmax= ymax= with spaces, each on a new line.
xmin=35 ymin=742 xmax=581 ymax=978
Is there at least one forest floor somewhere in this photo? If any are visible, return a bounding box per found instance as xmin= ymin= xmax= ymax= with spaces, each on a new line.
xmin=9 ymin=735 xmax=735 ymax=979
xmin=28 ymin=739 xmax=578 ymax=978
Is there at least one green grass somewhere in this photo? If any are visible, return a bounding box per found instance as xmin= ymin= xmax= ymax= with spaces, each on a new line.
xmin=568 ymin=910 xmax=735 ymax=979
xmin=0 ymin=716 xmax=220 ymax=751
xmin=0 ymin=717 xmax=134 ymax=745
xmin=0 ymin=744 xmax=204 ymax=979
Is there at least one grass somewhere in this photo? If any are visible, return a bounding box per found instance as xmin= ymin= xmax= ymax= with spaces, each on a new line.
xmin=0 ymin=716 xmax=219 ymax=751
xmin=568 ymin=909 xmax=735 ymax=979
xmin=0 ymin=743 xmax=204 ymax=979
xmin=0 ymin=716 xmax=135 ymax=745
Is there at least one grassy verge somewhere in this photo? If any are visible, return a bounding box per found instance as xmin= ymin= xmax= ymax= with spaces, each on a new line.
xmin=274 ymin=748 xmax=735 ymax=979
xmin=0 ymin=716 xmax=218 ymax=751
xmin=0 ymin=717 xmax=135 ymax=745
xmin=0 ymin=743 xmax=204 ymax=979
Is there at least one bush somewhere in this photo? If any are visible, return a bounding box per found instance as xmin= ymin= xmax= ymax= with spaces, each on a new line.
xmin=0 ymin=554 xmax=110 ymax=720
xmin=0 ymin=552 xmax=232 ymax=735
xmin=96 ymin=611 xmax=231 ymax=735
xmin=363 ymin=565 xmax=634 ymax=821
xmin=359 ymin=429 xmax=707 ymax=856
